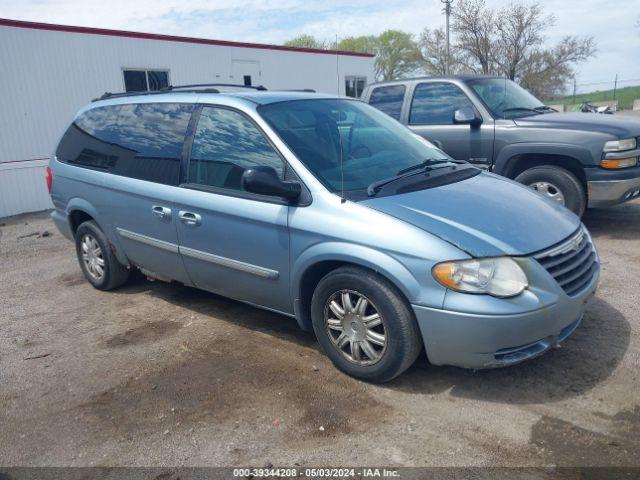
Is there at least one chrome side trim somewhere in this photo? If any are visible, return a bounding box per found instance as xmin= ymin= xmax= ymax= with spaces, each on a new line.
xmin=115 ymin=228 xmax=279 ymax=279
xmin=179 ymin=246 xmax=279 ymax=279
xmin=534 ymin=226 xmax=585 ymax=259
xmin=116 ymin=228 xmax=179 ymax=254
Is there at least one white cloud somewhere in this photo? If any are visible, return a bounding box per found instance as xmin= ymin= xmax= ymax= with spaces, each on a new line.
xmin=2 ymin=0 xmax=639 ymax=89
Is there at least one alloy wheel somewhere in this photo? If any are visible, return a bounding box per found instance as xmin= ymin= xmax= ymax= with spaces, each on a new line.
xmin=324 ymin=290 xmax=387 ymax=366
xmin=80 ymin=233 xmax=105 ymax=280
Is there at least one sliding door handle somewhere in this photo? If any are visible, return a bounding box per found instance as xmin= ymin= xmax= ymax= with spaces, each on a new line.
xmin=151 ymin=205 xmax=171 ymax=220
xmin=178 ymin=211 xmax=202 ymax=226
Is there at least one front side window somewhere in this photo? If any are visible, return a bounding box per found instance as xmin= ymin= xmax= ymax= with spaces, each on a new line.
xmin=409 ymin=82 xmax=475 ymax=125
xmin=56 ymin=103 xmax=192 ymax=185
xmin=467 ymin=77 xmax=547 ymax=119
xmin=368 ymin=85 xmax=406 ymax=120
xmin=123 ymin=69 xmax=170 ymax=92
xmin=259 ymin=99 xmax=465 ymax=197
xmin=345 ymin=76 xmax=367 ymax=98
xmin=187 ymin=107 xmax=284 ymax=192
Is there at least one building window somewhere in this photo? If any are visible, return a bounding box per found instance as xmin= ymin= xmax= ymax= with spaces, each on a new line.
xmin=345 ymin=76 xmax=367 ymax=98
xmin=243 ymin=75 xmax=252 ymax=86
xmin=123 ymin=69 xmax=170 ymax=92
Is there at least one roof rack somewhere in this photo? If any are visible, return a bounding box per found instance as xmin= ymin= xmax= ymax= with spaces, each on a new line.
xmin=93 ymin=83 xmax=268 ymax=102
xmin=281 ymin=89 xmax=317 ymax=93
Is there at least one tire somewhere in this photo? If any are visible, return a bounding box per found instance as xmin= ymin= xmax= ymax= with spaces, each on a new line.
xmin=311 ymin=266 xmax=422 ymax=383
xmin=75 ymin=220 xmax=130 ymax=290
xmin=515 ymin=166 xmax=586 ymax=217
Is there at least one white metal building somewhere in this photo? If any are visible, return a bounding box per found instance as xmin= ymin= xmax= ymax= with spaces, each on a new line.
xmin=0 ymin=18 xmax=375 ymax=218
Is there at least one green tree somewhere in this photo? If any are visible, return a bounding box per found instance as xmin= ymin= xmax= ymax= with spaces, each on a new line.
xmin=336 ymin=36 xmax=378 ymax=55
xmin=374 ymin=30 xmax=420 ymax=81
xmin=283 ymin=35 xmax=330 ymax=50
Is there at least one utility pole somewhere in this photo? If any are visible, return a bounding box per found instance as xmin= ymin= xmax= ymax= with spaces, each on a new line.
xmin=441 ymin=0 xmax=453 ymax=75
xmin=613 ymin=74 xmax=618 ymax=101
xmin=572 ymin=78 xmax=577 ymax=105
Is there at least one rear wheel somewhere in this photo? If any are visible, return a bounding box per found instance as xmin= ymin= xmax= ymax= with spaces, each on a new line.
xmin=75 ymin=221 xmax=129 ymax=290
xmin=311 ymin=266 xmax=422 ymax=383
xmin=515 ymin=165 xmax=586 ymax=217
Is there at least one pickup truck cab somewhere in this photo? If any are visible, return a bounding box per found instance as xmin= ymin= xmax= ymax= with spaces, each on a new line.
xmin=361 ymin=75 xmax=640 ymax=216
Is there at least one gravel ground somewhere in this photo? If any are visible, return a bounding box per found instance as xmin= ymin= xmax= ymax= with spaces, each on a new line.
xmin=0 ymin=201 xmax=639 ymax=468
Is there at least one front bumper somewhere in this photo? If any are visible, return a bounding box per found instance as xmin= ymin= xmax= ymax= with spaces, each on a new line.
xmin=412 ymin=265 xmax=598 ymax=369
xmin=586 ymin=165 xmax=640 ymax=207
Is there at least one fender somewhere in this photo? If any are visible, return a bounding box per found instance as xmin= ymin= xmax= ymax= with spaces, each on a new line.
xmin=65 ymin=197 xmax=131 ymax=267
xmin=291 ymin=242 xmax=425 ymax=329
xmin=493 ymin=143 xmax=593 ymax=177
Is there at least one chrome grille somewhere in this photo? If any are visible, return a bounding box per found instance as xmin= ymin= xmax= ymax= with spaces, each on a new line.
xmin=534 ymin=227 xmax=597 ymax=296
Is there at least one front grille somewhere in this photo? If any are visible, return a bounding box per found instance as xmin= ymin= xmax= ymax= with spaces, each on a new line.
xmin=534 ymin=227 xmax=597 ymax=296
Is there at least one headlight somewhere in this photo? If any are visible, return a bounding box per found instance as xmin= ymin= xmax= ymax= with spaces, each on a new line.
xmin=603 ymin=138 xmax=636 ymax=152
xmin=432 ymin=257 xmax=528 ymax=298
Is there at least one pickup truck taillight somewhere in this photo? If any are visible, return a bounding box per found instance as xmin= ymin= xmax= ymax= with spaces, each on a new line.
xmin=45 ymin=166 xmax=53 ymax=193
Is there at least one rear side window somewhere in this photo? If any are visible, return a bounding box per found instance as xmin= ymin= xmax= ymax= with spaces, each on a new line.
xmin=368 ymin=85 xmax=406 ymax=120
xmin=187 ymin=106 xmax=284 ymax=192
xmin=56 ymin=103 xmax=193 ymax=185
xmin=409 ymin=82 xmax=475 ymax=125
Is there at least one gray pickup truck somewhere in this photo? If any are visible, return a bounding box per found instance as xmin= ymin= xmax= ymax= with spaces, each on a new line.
xmin=361 ymin=75 xmax=640 ymax=216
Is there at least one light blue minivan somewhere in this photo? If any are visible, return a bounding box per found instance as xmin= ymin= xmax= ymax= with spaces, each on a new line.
xmin=49 ymin=86 xmax=600 ymax=382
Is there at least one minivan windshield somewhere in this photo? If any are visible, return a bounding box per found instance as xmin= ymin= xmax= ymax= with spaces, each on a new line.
xmin=467 ymin=78 xmax=551 ymax=119
xmin=259 ymin=99 xmax=467 ymax=196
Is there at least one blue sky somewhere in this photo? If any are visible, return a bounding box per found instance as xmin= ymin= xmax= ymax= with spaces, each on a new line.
xmin=2 ymin=0 xmax=639 ymax=93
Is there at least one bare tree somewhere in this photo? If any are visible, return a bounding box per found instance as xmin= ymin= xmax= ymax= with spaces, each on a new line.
xmin=418 ymin=28 xmax=460 ymax=75
xmin=451 ymin=0 xmax=596 ymax=99
xmin=452 ymin=0 xmax=496 ymax=74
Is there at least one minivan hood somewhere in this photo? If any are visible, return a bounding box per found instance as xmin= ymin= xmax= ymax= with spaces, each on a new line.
xmin=514 ymin=112 xmax=640 ymax=138
xmin=361 ymin=172 xmax=580 ymax=257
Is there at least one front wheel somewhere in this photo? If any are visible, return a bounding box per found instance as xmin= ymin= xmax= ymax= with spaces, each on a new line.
xmin=311 ymin=266 xmax=422 ymax=383
xmin=515 ymin=165 xmax=586 ymax=217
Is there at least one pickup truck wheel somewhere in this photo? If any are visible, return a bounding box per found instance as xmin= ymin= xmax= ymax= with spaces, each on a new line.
xmin=311 ymin=266 xmax=422 ymax=383
xmin=515 ymin=166 xmax=586 ymax=217
xmin=75 ymin=221 xmax=130 ymax=290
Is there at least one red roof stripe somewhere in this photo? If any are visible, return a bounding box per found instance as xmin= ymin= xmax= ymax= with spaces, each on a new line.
xmin=0 ymin=18 xmax=375 ymax=58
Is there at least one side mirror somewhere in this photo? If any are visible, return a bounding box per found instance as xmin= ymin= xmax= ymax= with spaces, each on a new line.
xmin=453 ymin=107 xmax=482 ymax=127
xmin=241 ymin=166 xmax=301 ymax=201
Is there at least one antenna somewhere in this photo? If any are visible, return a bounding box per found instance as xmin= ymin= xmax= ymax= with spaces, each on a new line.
xmin=335 ymin=32 xmax=346 ymax=203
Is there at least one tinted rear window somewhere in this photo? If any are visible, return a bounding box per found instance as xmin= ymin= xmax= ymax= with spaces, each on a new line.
xmin=368 ymin=85 xmax=406 ymax=120
xmin=56 ymin=103 xmax=193 ymax=185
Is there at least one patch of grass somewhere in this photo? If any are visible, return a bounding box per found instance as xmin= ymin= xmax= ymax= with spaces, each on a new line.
xmin=547 ymin=85 xmax=640 ymax=111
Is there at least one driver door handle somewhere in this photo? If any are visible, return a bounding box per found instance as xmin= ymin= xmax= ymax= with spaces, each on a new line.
xmin=178 ymin=211 xmax=202 ymax=227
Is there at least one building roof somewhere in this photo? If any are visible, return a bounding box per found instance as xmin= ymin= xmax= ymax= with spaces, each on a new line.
xmin=0 ymin=18 xmax=375 ymax=58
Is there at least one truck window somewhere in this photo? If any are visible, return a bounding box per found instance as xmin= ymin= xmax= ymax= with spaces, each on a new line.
xmin=409 ymin=82 xmax=475 ymax=125
xmin=56 ymin=103 xmax=192 ymax=185
xmin=368 ymin=85 xmax=406 ymax=120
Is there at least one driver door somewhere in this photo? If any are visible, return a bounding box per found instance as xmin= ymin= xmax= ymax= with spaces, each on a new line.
xmin=407 ymin=81 xmax=495 ymax=169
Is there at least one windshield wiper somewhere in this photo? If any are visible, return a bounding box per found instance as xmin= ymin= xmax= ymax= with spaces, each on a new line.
xmin=367 ymin=159 xmax=455 ymax=197
xmin=502 ymin=107 xmax=542 ymax=115
xmin=396 ymin=158 xmax=459 ymax=176
xmin=533 ymin=105 xmax=557 ymax=113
